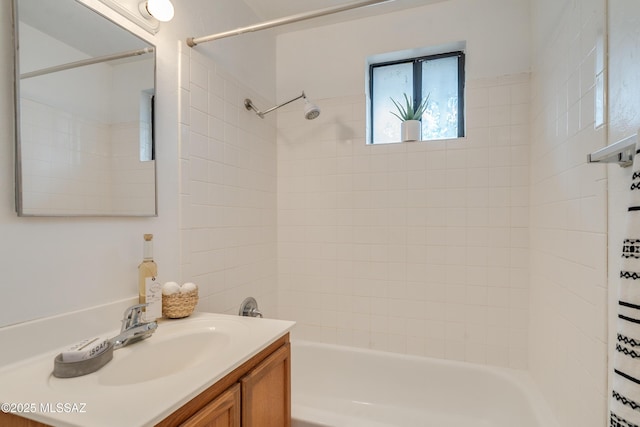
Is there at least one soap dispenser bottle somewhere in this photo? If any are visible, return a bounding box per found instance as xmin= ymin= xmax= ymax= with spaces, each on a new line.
xmin=138 ymin=234 xmax=161 ymax=320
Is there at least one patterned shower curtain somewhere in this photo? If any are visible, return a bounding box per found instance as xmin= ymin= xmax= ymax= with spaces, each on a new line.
xmin=612 ymin=152 xmax=640 ymax=427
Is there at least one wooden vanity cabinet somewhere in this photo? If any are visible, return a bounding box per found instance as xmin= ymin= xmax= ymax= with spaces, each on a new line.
xmin=159 ymin=334 xmax=291 ymax=427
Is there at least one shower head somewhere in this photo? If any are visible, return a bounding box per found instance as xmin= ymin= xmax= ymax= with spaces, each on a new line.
xmin=244 ymin=91 xmax=320 ymax=120
xmin=304 ymin=99 xmax=321 ymax=120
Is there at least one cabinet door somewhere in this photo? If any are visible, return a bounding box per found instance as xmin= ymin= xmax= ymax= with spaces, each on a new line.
xmin=180 ymin=383 xmax=241 ymax=427
xmin=240 ymin=343 xmax=290 ymax=427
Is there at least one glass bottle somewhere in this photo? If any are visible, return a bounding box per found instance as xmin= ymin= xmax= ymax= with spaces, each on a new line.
xmin=138 ymin=234 xmax=160 ymax=320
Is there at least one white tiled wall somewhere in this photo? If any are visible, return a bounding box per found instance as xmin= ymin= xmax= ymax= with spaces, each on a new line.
xmin=529 ymin=0 xmax=608 ymax=425
xmin=278 ymin=74 xmax=531 ymax=368
xmin=178 ymin=45 xmax=279 ymax=316
xmin=20 ymin=98 xmax=111 ymax=214
xmin=19 ymin=99 xmax=155 ymax=215
xmin=110 ymin=121 xmax=156 ymax=215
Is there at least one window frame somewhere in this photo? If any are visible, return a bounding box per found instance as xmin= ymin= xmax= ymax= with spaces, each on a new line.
xmin=368 ymin=50 xmax=466 ymax=144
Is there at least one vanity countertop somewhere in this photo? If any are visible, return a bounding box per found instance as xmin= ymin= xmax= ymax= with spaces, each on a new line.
xmin=0 ymin=312 xmax=295 ymax=427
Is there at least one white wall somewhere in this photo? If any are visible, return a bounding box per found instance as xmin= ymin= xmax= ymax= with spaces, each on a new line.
xmin=20 ymin=98 xmax=114 ymax=214
xmin=529 ymin=0 xmax=608 ymax=425
xmin=110 ymin=57 xmax=154 ymax=124
xmin=277 ymin=0 xmax=530 ymax=100
xmin=19 ymin=23 xmax=113 ymax=122
xmin=178 ymin=45 xmax=279 ymax=317
xmin=109 ymin=59 xmax=156 ymax=215
xmin=276 ymin=0 xmax=532 ymax=367
xmin=0 ymin=0 xmax=275 ymax=327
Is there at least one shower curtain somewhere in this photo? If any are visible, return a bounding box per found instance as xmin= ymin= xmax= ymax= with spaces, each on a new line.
xmin=613 ymin=149 xmax=640 ymax=427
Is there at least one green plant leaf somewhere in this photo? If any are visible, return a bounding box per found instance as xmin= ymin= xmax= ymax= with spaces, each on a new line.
xmin=404 ymin=93 xmax=414 ymax=118
xmin=390 ymin=97 xmax=408 ymax=121
xmin=390 ymin=92 xmax=430 ymax=121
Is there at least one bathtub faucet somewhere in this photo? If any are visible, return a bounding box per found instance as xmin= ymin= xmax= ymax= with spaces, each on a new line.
xmin=239 ymin=297 xmax=263 ymax=318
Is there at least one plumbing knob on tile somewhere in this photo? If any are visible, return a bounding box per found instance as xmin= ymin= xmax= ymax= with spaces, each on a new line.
xmin=239 ymin=297 xmax=263 ymax=318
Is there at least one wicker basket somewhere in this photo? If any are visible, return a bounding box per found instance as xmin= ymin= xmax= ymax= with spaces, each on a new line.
xmin=162 ymin=289 xmax=198 ymax=318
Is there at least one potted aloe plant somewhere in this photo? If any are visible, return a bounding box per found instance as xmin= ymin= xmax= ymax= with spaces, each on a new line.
xmin=390 ymin=93 xmax=429 ymax=142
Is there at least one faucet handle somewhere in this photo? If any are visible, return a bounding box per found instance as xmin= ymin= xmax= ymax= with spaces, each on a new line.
xmin=239 ymin=297 xmax=263 ymax=318
xmin=121 ymin=303 xmax=148 ymax=331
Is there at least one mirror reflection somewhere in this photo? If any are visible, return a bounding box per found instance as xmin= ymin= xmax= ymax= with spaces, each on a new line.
xmin=14 ymin=0 xmax=157 ymax=216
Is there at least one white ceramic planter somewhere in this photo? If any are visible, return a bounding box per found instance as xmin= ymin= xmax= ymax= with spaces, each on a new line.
xmin=401 ymin=120 xmax=421 ymax=142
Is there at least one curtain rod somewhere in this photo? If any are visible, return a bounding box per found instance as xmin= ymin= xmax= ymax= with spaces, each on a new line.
xmin=20 ymin=47 xmax=154 ymax=80
xmin=187 ymin=0 xmax=394 ymax=47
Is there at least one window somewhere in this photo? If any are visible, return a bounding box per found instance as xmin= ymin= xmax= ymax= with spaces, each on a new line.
xmin=140 ymin=90 xmax=155 ymax=162
xmin=369 ymin=51 xmax=465 ymax=144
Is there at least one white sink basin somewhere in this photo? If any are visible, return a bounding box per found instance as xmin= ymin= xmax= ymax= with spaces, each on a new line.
xmin=99 ymin=329 xmax=230 ymax=386
xmin=48 ymin=316 xmax=249 ymax=389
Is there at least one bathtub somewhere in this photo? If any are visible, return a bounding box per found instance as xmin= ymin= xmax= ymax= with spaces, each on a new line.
xmin=291 ymin=341 xmax=559 ymax=427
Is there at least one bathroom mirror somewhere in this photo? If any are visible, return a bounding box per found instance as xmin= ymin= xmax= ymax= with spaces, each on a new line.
xmin=13 ymin=0 xmax=157 ymax=216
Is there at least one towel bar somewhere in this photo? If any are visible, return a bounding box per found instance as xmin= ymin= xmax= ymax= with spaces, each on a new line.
xmin=587 ymin=134 xmax=637 ymax=167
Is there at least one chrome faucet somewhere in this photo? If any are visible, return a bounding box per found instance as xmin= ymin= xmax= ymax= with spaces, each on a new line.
xmin=110 ymin=303 xmax=158 ymax=350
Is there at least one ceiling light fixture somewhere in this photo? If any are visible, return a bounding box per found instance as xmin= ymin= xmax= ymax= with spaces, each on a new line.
xmin=139 ymin=0 xmax=174 ymax=22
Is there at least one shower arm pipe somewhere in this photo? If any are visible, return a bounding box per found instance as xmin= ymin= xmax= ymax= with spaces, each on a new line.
xmin=20 ymin=47 xmax=154 ymax=80
xmin=246 ymin=92 xmax=307 ymax=118
xmin=187 ymin=0 xmax=394 ymax=47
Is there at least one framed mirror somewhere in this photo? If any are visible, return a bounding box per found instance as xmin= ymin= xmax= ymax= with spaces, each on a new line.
xmin=13 ymin=0 xmax=157 ymax=216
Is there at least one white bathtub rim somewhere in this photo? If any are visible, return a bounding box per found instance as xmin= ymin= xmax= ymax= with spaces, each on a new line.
xmin=291 ymin=340 xmax=560 ymax=427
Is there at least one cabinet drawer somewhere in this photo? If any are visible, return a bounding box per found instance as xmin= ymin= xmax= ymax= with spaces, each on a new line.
xmin=180 ymin=383 xmax=240 ymax=427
